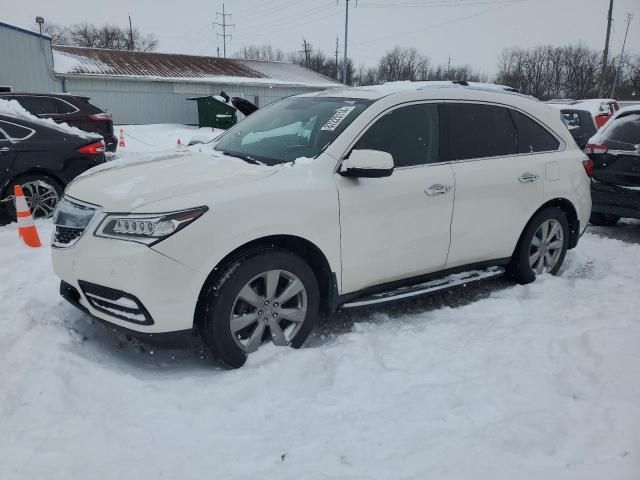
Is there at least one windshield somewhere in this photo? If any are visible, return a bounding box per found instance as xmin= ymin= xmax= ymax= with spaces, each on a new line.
xmin=214 ymin=96 xmax=371 ymax=165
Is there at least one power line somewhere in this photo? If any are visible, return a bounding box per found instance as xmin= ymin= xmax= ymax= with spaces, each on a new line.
xmin=357 ymin=0 xmax=519 ymax=7
xmin=214 ymin=3 xmax=235 ymax=58
xmin=352 ymin=0 xmax=525 ymax=47
xmin=233 ymin=3 xmax=335 ymax=40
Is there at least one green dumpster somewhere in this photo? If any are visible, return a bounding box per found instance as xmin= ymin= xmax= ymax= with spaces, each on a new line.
xmin=187 ymin=96 xmax=237 ymax=129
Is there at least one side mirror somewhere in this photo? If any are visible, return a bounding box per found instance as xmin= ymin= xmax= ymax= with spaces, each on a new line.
xmin=340 ymin=149 xmax=394 ymax=178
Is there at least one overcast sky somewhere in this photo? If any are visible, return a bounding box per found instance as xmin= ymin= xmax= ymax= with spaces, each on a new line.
xmin=2 ymin=0 xmax=639 ymax=75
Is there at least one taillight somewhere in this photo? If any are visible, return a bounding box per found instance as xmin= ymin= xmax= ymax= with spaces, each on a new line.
xmin=584 ymin=143 xmax=608 ymax=155
xmin=77 ymin=140 xmax=105 ymax=155
xmin=582 ymin=158 xmax=594 ymax=177
xmin=89 ymin=113 xmax=112 ymax=121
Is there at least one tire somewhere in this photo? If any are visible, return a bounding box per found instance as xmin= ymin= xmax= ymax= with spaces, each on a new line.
xmin=507 ymin=207 xmax=569 ymax=285
xmin=589 ymin=212 xmax=620 ymax=227
xmin=3 ymin=174 xmax=63 ymax=221
xmin=200 ymin=249 xmax=320 ymax=369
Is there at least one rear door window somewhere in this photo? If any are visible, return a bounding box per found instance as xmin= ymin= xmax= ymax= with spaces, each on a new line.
xmin=446 ymin=103 xmax=517 ymax=160
xmin=510 ymin=110 xmax=560 ymax=153
xmin=354 ymin=103 xmax=440 ymax=167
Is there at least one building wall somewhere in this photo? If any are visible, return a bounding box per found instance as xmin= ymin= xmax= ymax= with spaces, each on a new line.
xmin=0 ymin=23 xmax=61 ymax=93
xmin=61 ymin=77 xmax=324 ymax=125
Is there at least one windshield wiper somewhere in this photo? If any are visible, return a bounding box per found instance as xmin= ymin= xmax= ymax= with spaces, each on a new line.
xmin=220 ymin=151 xmax=264 ymax=165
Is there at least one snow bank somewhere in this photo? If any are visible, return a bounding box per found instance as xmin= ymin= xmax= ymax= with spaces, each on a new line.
xmin=0 ymin=99 xmax=99 ymax=139
xmin=1 ymin=218 xmax=640 ymax=478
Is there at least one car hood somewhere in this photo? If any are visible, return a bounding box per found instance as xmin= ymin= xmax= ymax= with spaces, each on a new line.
xmin=66 ymin=151 xmax=280 ymax=212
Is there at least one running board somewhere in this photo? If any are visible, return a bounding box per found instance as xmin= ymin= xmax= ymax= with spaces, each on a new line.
xmin=340 ymin=267 xmax=505 ymax=308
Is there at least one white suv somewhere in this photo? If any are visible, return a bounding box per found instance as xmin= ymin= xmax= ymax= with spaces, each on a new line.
xmin=52 ymin=82 xmax=592 ymax=368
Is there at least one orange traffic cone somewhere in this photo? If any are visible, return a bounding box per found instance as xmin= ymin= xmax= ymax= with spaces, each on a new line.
xmin=176 ymin=138 xmax=183 ymax=151
xmin=118 ymin=128 xmax=126 ymax=148
xmin=14 ymin=185 xmax=42 ymax=248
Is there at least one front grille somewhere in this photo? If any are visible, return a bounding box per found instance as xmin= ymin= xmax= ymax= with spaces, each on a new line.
xmin=54 ymin=226 xmax=84 ymax=247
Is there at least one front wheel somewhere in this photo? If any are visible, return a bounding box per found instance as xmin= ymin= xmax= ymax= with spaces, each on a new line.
xmin=200 ymin=249 xmax=320 ymax=369
xmin=507 ymin=207 xmax=569 ymax=285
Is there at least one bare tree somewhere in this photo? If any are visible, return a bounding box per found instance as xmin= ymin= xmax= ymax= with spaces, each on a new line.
xmin=43 ymin=22 xmax=70 ymax=45
xmin=47 ymin=22 xmax=157 ymax=51
xmin=234 ymin=44 xmax=285 ymax=62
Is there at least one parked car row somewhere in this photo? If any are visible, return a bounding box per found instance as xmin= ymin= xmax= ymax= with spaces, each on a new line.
xmin=1 ymin=82 xmax=639 ymax=369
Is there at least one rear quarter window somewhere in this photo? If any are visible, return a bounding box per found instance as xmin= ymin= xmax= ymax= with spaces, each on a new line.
xmin=0 ymin=120 xmax=35 ymax=140
xmin=510 ymin=111 xmax=560 ymax=153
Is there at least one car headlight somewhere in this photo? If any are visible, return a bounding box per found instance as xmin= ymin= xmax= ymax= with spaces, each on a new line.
xmin=94 ymin=206 xmax=208 ymax=245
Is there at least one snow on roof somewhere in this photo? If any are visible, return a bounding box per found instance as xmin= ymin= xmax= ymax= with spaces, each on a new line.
xmin=0 ymin=99 xmax=99 ymax=139
xmin=305 ymin=80 xmax=530 ymax=101
xmin=52 ymin=46 xmax=340 ymax=88
xmin=546 ymin=103 xmax=592 ymax=113
xmin=573 ymin=99 xmax=617 ymax=116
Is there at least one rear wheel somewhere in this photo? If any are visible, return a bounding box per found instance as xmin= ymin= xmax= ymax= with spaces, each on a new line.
xmin=4 ymin=174 xmax=63 ymax=221
xmin=200 ymin=249 xmax=319 ymax=369
xmin=589 ymin=212 xmax=620 ymax=227
xmin=507 ymin=207 xmax=569 ymax=284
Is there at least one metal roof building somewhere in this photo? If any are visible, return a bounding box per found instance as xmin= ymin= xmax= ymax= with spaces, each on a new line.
xmin=0 ymin=21 xmax=341 ymax=124
xmin=51 ymin=46 xmax=340 ymax=124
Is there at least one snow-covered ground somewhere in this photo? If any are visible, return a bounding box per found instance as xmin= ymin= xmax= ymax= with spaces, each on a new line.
xmin=1 ymin=125 xmax=640 ymax=479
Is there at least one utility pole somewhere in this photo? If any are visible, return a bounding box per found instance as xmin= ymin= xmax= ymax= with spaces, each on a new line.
xmin=611 ymin=13 xmax=633 ymax=98
xmin=598 ymin=0 xmax=614 ymax=97
xmin=300 ymin=39 xmax=312 ymax=67
xmin=335 ymin=37 xmax=340 ymax=80
xmin=128 ymin=15 xmax=134 ymax=51
xmin=214 ymin=3 xmax=234 ymax=58
xmin=447 ymin=56 xmax=451 ymax=79
xmin=217 ymin=46 xmax=220 ymax=58
xmin=339 ymin=0 xmax=356 ymax=85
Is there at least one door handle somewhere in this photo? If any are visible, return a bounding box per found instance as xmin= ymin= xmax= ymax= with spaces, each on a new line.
xmin=425 ymin=184 xmax=452 ymax=196
xmin=0 ymin=147 xmax=9 ymax=153
xmin=518 ymin=173 xmax=540 ymax=183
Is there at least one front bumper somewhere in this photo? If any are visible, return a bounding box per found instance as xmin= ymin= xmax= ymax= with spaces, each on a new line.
xmin=592 ymin=181 xmax=640 ymax=220
xmin=52 ymin=232 xmax=208 ymax=334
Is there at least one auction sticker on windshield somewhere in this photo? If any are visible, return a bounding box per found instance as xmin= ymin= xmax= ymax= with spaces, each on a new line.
xmin=321 ymin=106 xmax=356 ymax=131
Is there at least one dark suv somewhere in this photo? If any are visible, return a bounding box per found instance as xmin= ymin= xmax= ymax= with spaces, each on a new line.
xmin=0 ymin=93 xmax=117 ymax=152
xmin=586 ymin=108 xmax=640 ymax=226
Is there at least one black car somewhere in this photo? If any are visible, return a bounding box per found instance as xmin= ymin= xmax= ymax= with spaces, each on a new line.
xmin=586 ymin=108 xmax=640 ymax=226
xmin=0 ymin=93 xmax=117 ymax=152
xmin=0 ymin=113 xmax=106 ymax=222
xmin=559 ymin=108 xmax=598 ymax=149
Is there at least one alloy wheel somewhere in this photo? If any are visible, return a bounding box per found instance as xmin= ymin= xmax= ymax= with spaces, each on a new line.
xmin=21 ymin=180 xmax=59 ymax=218
xmin=529 ymin=219 xmax=564 ymax=275
xmin=230 ymin=269 xmax=308 ymax=353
